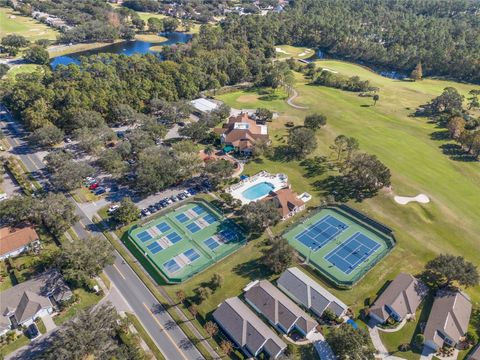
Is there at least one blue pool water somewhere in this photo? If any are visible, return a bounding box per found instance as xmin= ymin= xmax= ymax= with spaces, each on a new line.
xmin=241 ymin=182 xmax=275 ymax=201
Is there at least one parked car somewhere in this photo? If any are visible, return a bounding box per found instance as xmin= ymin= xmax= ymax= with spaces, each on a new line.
xmin=89 ymin=183 xmax=99 ymax=190
xmin=64 ymin=137 xmax=72 ymax=143
xmin=148 ymin=205 xmax=157 ymax=213
xmin=94 ymin=187 xmax=106 ymax=195
xmin=141 ymin=208 xmax=150 ymax=217
xmin=27 ymin=323 xmax=40 ymax=339
xmin=170 ymin=195 xmax=178 ymax=202
xmin=165 ymin=198 xmax=173 ymax=204
xmin=108 ymin=205 xmax=120 ymax=213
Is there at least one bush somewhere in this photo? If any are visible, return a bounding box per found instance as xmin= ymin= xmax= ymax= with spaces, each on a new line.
xmin=399 ymin=343 xmax=411 ymax=352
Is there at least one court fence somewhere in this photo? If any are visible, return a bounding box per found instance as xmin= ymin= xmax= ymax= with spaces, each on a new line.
xmin=127 ymin=198 xmax=246 ymax=284
xmin=282 ymin=203 xmax=396 ymax=289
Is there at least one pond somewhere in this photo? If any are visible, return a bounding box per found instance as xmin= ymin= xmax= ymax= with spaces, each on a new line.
xmin=50 ymin=32 xmax=192 ymax=68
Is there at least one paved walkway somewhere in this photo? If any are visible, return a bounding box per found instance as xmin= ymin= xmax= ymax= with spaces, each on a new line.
xmin=287 ymin=88 xmax=309 ymax=109
xmin=41 ymin=314 xmax=56 ymax=333
xmin=314 ymin=340 xmax=336 ymax=360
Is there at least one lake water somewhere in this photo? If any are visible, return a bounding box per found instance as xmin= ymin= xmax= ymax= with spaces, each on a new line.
xmin=50 ymin=32 xmax=192 ymax=68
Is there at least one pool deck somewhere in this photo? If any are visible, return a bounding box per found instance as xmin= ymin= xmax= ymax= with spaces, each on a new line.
xmin=228 ymin=171 xmax=288 ymax=204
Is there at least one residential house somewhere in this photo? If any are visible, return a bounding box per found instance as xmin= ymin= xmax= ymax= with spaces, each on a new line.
xmin=0 ymin=226 xmax=40 ymax=260
xmin=213 ymin=297 xmax=287 ymax=359
xmin=263 ymin=187 xmax=305 ymax=220
xmin=277 ymin=267 xmax=348 ymax=318
xmin=424 ymin=290 xmax=472 ymax=351
xmin=215 ymin=113 xmax=269 ymax=154
xmin=468 ymin=344 xmax=480 ymax=360
xmin=0 ymin=269 xmax=72 ymax=335
xmin=369 ymin=273 xmax=427 ymax=324
xmin=244 ymin=280 xmax=318 ymax=337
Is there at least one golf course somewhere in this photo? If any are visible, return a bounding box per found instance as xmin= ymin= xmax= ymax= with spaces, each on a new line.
xmin=217 ymin=56 xmax=480 ymax=308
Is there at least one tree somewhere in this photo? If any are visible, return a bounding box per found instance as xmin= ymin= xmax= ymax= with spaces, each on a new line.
xmin=45 ymin=151 xmax=94 ymax=191
xmin=447 ymin=116 xmax=466 ymax=140
xmin=163 ymin=18 xmax=180 ymax=32
xmin=0 ymin=63 xmax=9 ymax=78
xmin=414 ymin=334 xmax=425 ymax=349
xmin=32 ymin=193 xmax=79 ymax=237
xmin=73 ymin=126 xmax=115 ymax=155
xmin=204 ymin=159 xmax=235 ymax=188
xmin=96 ymin=148 xmax=128 ymax=177
xmin=188 ymin=305 xmax=198 ymax=319
xmin=179 ymin=121 xmax=210 ymax=142
xmin=326 ymin=324 xmax=375 ymax=360
xmin=287 ymin=127 xmax=317 ymax=158
xmin=342 ymin=153 xmax=391 ymax=195
xmin=424 ymin=254 xmax=479 ymax=289
xmin=210 ymin=273 xmax=223 ymax=290
xmin=373 ymin=94 xmax=379 ymax=106
xmin=112 ymin=197 xmax=140 ymax=225
xmin=147 ymin=17 xmax=164 ymax=33
xmin=304 ymin=113 xmax=327 ymax=130
xmin=196 ymin=286 xmax=211 ymax=301
xmin=110 ymin=104 xmax=140 ymax=126
xmin=410 ymin=62 xmax=423 ymax=81
xmin=23 ymin=45 xmax=50 ymax=65
xmin=41 ymin=304 xmax=120 ymax=360
xmin=262 ymin=236 xmax=295 ymax=274
xmin=428 ymin=87 xmax=464 ymax=115
xmin=220 ymin=340 xmax=233 ymax=356
xmin=204 ymin=145 xmax=215 ymax=156
xmin=29 ymin=125 xmax=64 ymax=147
xmin=57 ymin=235 xmax=114 ymax=287
xmin=467 ymin=90 xmax=480 ymax=110
xmin=255 ymin=108 xmax=273 ymax=124
xmin=204 ymin=321 xmax=218 ymax=338
xmin=1 ymin=34 xmax=29 ymax=56
xmin=175 ymin=290 xmax=186 ymax=304
xmin=0 ymin=195 xmax=35 ymax=227
xmin=240 ymin=201 xmax=281 ymax=234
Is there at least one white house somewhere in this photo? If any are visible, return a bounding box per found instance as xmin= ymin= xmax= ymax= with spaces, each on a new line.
xmin=0 ymin=226 xmax=40 ymax=260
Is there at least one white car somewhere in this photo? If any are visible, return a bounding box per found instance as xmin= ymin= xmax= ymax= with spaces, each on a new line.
xmin=108 ymin=205 xmax=120 ymax=213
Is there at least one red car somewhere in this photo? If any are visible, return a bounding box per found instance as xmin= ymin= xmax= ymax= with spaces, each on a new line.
xmin=89 ymin=183 xmax=99 ymax=190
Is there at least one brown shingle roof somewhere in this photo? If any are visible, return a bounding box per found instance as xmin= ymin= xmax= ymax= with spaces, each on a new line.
xmin=370 ymin=273 xmax=427 ymax=322
xmin=0 ymin=226 xmax=39 ymax=257
xmin=264 ymin=188 xmax=305 ymax=218
xmin=424 ymin=290 xmax=472 ymax=349
xmin=215 ymin=113 xmax=269 ymax=151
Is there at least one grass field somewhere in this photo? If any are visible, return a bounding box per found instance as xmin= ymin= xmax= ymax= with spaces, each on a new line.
xmin=128 ymin=201 xmax=246 ymax=283
xmin=6 ymin=64 xmax=42 ymax=80
xmin=0 ymin=7 xmax=58 ymax=42
xmin=217 ymin=56 xmax=480 ymax=309
xmin=275 ymin=45 xmax=314 ymax=60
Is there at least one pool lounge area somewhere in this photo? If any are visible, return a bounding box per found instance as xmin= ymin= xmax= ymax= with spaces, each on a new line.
xmin=227 ymin=171 xmax=288 ymax=204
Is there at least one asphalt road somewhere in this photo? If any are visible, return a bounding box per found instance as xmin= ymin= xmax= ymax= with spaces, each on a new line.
xmin=0 ymin=106 xmax=204 ymax=360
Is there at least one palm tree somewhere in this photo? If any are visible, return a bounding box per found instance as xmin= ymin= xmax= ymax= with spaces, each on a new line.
xmin=204 ymin=321 xmax=218 ymax=338
xmin=204 ymin=145 xmax=215 ymax=157
xmin=220 ymin=340 xmax=233 ymax=357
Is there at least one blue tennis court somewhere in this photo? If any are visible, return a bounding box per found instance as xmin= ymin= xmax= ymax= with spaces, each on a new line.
xmin=186 ymin=222 xmax=201 ymax=233
xmin=163 ymin=259 xmax=181 ymax=273
xmin=219 ymin=228 xmax=237 ymax=242
xmin=137 ymin=231 xmax=152 ymax=243
xmin=175 ymin=213 xmax=189 ymax=223
xmin=167 ymin=232 xmax=182 ymax=244
xmin=156 ymin=222 xmax=171 ymax=233
xmin=204 ymin=237 xmax=220 ymax=250
xmin=295 ymin=215 xmax=348 ymax=251
xmin=184 ymin=249 xmax=200 ymax=262
xmin=147 ymin=242 xmax=163 ymax=254
xmin=325 ymin=232 xmax=381 ymax=274
xmin=192 ymin=205 xmax=206 ymax=215
xmin=203 ymin=214 xmax=217 ymax=224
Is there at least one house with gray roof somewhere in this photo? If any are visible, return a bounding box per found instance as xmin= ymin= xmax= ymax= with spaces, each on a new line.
xmin=0 ymin=269 xmax=72 ymax=335
xmin=369 ymin=273 xmax=427 ymax=324
xmin=213 ymin=297 xmax=287 ymax=359
xmin=244 ymin=280 xmax=318 ymax=337
xmin=468 ymin=344 xmax=480 ymax=360
xmin=277 ymin=267 xmax=348 ymax=318
xmin=424 ymin=290 xmax=472 ymax=351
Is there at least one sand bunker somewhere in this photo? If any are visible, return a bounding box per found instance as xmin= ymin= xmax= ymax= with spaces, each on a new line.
xmin=275 ymin=47 xmax=289 ymax=54
xmin=394 ymin=194 xmax=430 ymax=205
xmin=321 ymin=67 xmax=338 ymax=73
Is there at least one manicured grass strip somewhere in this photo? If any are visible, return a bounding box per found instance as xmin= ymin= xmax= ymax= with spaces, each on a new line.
xmin=92 ymin=217 xmax=215 ymax=360
xmin=36 ymin=318 xmax=47 ymax=334
xmin=54 ymin=288 xmax=103 ymax=325
xmin=126 ymin=313 xmax=166 ymax=360
xmin=0 ymin=7 xmax=58 ymax=41
xmin=0 ymin=334 xmax=29 ymax=358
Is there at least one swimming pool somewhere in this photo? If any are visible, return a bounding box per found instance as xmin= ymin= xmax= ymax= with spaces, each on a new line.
xmin=241 ymin=182 xmax=275 ymax=201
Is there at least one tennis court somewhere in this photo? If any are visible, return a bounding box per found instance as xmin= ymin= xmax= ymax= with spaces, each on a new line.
xmin=325 ymin=233 xmax=381 ymax=274
xmin=284 ymin=207 xmax=395 ymax=287
xmin=128 ymin=201 xmax=246 ymax=283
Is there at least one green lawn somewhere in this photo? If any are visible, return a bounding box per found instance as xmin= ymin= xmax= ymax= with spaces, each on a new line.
xmin=217 ymin=57 xmax=480 ymax=309
xmin=0 ymin=7 xmax=58 ymax=42
xmin=6 ymin=64 xmax=42 ymax=80
xmin=0 ymin=334 xmax=29 ymax=358
xmin=275 ymin=45 xmax=314 ymax=60
xmin=53 ymin=288 xmax=103 ymax=325
xmin=0 ymin=261 xmax=13 ymax=292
